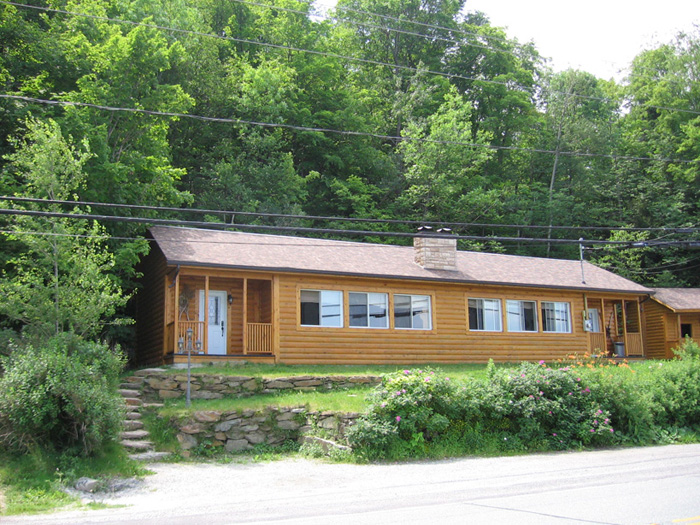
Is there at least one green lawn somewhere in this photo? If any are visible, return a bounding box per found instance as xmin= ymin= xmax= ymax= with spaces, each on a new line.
xmin=160 ymin=362 xmax=492 ymax=381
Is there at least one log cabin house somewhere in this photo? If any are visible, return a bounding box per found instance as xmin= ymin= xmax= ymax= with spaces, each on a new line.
xmin=135 ymin=226 xmax=653 ymax=366
xmin=643 ymin=288 xmax=700 ymax=359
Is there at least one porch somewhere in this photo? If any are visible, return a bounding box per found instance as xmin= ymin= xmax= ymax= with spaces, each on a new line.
xmin=586 ymin=297 xmax=644 ymax=358
xmin=163 ymin=271 xmax=277 ymax=362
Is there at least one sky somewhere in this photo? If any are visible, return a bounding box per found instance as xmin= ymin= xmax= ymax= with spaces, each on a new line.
xmin=463 ymin=0 xmax=700 ymax=80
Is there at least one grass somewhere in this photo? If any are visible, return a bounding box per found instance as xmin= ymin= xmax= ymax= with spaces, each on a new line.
xmin=159 ymin=362 xmax=493 ymax=381
xmin=0 ymin=443 xmax=147 ymax=516
xmin=159 ymin=386 xmax=372 ymax=418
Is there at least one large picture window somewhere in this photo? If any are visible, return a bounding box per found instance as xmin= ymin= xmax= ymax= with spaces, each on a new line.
xmin=541 ymin=301 xmax=571 ymax=333
xmin=468 ymin=298 xmax=502 ymax=331
xmin=300 ymin=290 xmax=343 ymax=327
xmin=349 ymin=292 xmax=388 ymax=328
xmin=506 ymin=300 xmax=538 ymax=332
xmin=394 ymin=294 xmax=431 ymax=330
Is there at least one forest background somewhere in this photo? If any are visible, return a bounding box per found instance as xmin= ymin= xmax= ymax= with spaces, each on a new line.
xmin=0 ymin=0 xmax=699 ymax=344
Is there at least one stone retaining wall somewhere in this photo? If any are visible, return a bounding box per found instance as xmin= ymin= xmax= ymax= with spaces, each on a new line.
xmin=172 ymin=407 xmax=360 ymax=456
xmin=135 ymin=370 xmax=381 ymax=401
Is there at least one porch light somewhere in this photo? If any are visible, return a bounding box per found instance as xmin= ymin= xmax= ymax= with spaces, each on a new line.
xmin=228 ymin=294 xmax=234 ymax=305
xmin=195 ymin=340 xmax=202 ymax=353
xmin=177 ymin=337 xmax=184 ymax=354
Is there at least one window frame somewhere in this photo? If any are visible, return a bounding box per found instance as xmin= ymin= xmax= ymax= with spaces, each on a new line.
xmin=393 ymin=294 xmax=432 ymax=330
xmin=348 ymin=291 xmax=389 ymax=329
xmin=506 ymin=300 xmax=538 ymax=333
xmin=468 ymin=298 xmax=503 ymax=332
xmin=541 ymin=301 xmax=572 ymax=333
xmin=299 ymin=289 xmax=344 ymax=328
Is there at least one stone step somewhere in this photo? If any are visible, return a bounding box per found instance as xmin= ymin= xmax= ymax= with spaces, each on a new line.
xmin=123 ymin=420 xmax=144 ymax=431
xmin=142 ymin=402 xmax=164 ymax=409
xmin=118 ymin=389 xmax=141 ymax=398
xmin=125 ymin=411 xmax=142 ymax=420
xmin=119 ymin=383 xmax=140 ymax=390
xmin=133 ymin=368 xmax=167 ymax=376
xmin=128 ymin=451 xmax=172 ymax=462
xmin=121 ymin=439 xmax=153 ymax=451
xmin=124 ymin=397 xmax=143 ymax=407
xmin=123 ymin=375 xmax=145 ymax=384
xmin=121 ymin=429 xmax=150 ymax=440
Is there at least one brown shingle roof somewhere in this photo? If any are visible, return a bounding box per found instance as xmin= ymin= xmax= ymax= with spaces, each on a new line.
xmin=149 ymin=226 xmax=652 ymax=294
xmin=652 ymin=288 xmax=700 ymax=312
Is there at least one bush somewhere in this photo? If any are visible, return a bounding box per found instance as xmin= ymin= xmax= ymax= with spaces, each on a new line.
xmin=0 ymin=333 xmax=125 ymax=456
xmin=346 ymin=368 xmax=460 ymax=459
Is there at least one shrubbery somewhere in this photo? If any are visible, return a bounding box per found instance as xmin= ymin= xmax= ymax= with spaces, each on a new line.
xmin=0 ymin=333 xmax=125 ymax=456
xmin=348 ymin=341 xmax=700 ymax=460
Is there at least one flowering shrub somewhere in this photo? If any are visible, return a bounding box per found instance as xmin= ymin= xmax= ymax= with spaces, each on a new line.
xmin=346 ymin=368 xmax=460 ymax=459
xmin=484 ymin=362 xmax=616 ymax=450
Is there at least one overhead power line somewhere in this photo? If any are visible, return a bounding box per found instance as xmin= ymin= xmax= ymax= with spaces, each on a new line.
xmin=1 ymin=206 xmax=698 ymax=248
xmin=2 ymin=195 xmax=699 ymax=234
xmin=4 ymin=0 xmax=700 ymax=118
xmin=3 ymin=94 xmax=698 ymax=165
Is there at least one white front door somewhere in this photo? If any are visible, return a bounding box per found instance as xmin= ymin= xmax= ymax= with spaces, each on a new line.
xmin=199 ymin=290 xmax=227 ymax=355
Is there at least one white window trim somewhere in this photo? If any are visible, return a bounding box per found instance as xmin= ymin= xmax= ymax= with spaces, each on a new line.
xmin=541 ymin=301 xmax=572 ymax=333
xmin=300 ymin=289 xmax=343 ymax=328
xmin=394 ymin=294 xmax=432 ymax=330
xmin=348 ymin=292 xmax=389 ymax=329
xmin=468 ymin=298 xmax=503 ymax=332
xmin=506 ymin=300 xmax=538 ymax=333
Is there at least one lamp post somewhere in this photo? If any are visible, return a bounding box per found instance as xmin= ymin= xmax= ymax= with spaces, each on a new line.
xmin=186 ymin=327 xmax=193 ymax=408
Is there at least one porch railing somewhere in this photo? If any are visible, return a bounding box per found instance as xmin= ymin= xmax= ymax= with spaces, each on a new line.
xmin=588 ymin=332 xmax=607 ymax=354
xmin=625 ymin=333 xmax=644 ymax=356
xmin=247 ymin=323 xmax=272 ymax=354
xmin=175 ymin=321 xmax=205 ymax=353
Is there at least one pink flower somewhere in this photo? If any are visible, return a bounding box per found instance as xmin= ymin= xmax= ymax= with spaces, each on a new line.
xmin=552 ymin=433 xmax=557 ymax=437
xmin=403 ymin=370 xmax=411 ymax=375
xmin=539 ymin=360 xmax=546 ymax=365
xmin=590 ymin=429 xmax=595 ymax=433
xmin=396 ymin=416 xmax=401 ymax=422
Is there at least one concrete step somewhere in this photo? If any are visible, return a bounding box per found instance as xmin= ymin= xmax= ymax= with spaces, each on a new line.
xmin=128 ymin=451 xmax=172 ymax=462
xmin=125 ymin=411 xmax=142 ymax=420
xmin=118 ymin=389 xmax=141 ymax=398
xmin=121 ymin=439 xmax=153 ymax=451
xmin=121 ymin=429 xmax=150 ymax=440
xmin=124 ymin=397 xmax=143 ymax=407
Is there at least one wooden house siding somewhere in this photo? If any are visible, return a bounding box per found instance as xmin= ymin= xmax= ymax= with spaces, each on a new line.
xmin=135 ymin=245 xmax=168 ymax=366
xmin=276 ymin=273 xmax=601 ymax=364
xmin=643 ymin=300 xmax=671 ymax=359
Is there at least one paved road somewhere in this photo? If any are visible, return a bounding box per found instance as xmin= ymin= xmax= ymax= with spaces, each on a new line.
xmin=5 ymin=444 xmax=700 ymax=524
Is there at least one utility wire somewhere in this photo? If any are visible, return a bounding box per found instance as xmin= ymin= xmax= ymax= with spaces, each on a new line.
xmin=2 ymin=195 xmax=699 ymax=234
xmin=4 ymin=0 xmax=700 ymax=118
xmin=3 ymin=93 xmax=698 ymax=164
xmin=1 ymin=206 xmax=685 ymax=246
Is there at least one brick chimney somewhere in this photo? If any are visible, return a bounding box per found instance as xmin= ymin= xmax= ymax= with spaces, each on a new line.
xmin=414 ymin=226 xmax=457 ymax=271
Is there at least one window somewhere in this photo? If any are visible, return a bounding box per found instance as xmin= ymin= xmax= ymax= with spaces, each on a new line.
xmin=586 ymin=308 xmax=601 ymax=332
xmin=468 ymin=298 xmax=502 ymax=331
xmin=394 ymin=294 xmax=431 ymax=329
xmin=300 ymin=290 xmax=343 ymax=327
xmin=506 ymin=300 xmax=537 ymax=332
xmin=349 ymin=292 xmax=388 ymax=328
xmin=681 ymin=324 xmax=692 ymax=339
xmin=541 ymin=301 xmax=571 ymax=333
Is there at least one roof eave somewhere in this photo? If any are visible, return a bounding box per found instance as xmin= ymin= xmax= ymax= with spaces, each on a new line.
xmin=165 ymin=259 xmax=653 ymax=296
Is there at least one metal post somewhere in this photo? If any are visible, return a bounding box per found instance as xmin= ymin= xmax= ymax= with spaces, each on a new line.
xmin=579 ymin=238 xmax=586 ymax=285
xmin=186 ymin=327 xmax=193 ymax=408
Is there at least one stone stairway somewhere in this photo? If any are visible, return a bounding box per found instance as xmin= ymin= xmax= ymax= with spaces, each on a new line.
xmin=119 ymin=372 xmax=170 ymax=462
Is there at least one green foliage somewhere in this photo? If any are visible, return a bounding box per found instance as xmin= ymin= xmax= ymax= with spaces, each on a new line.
xmin=0 ymin=334 xmax=125 ymax=456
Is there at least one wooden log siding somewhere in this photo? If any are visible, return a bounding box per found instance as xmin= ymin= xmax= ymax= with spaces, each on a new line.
xmin=274 ymin=273 xmax=643 ymax=364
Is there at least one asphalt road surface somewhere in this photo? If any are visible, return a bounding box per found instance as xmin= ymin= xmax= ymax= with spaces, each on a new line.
xmin=4 ymin=444 xmax=700 ymax=524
